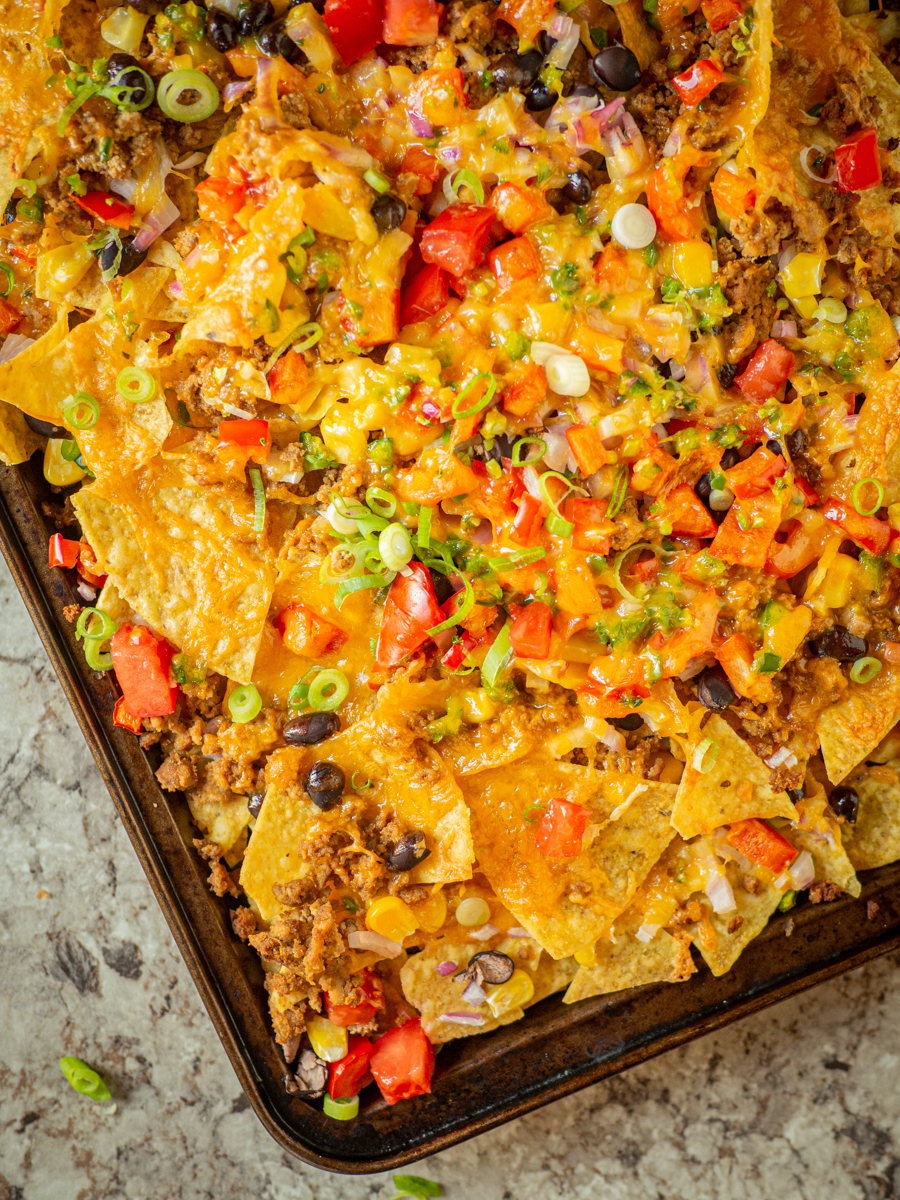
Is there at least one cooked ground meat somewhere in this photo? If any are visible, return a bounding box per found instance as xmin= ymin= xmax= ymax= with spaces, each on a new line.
xmin=193 ymin=838 xmax=242 ymax=898
xmin=65 ymin=104 xmax=163 ymax=183
xmin=155 ymin=751 xmax=198 ymax=792
xmin=629 ymin=61 xmax=681 ymax=157
xmin=718 ymin=256 xmax=778 ymax=359
xmin=281 ymin=91 xmax=311 ymax=130
xmin=726 ymin=914 xmax=744 ymax=934
xmin=820 ymin=71 xmax=880 ymax=142
xmin=295 ymin=807 xmax=421 ymax=901
xmin=808 ymin=881 xmax=843 ymax=904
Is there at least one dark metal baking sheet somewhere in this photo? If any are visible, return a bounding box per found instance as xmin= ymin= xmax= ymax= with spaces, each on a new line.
xmin=3 ymin=451 xmax=900 ymax=1174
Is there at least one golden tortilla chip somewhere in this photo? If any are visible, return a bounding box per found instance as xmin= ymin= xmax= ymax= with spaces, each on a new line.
xmin=690 ymin=859 xmax=782 ymax=977
xmin=0 ymin=399 xmax=41 ymax=465
xmin=186 ymin=787 xmax=251 ymax=859
xmin=73 ymin=457 xmax=275 ymax=683
xmin=529 ymin=953 xmax=579 ymax=1004
xmin=564 ymin=910 xmax=695 ymax=1006
xmin=842 ymin=760 xmax=900 ymax=870
xmin=438 ymin=705 xmax=539 ymax=776
xmin=399 ymin=941 xmax=525 ymax=1043
xmin=817 ymin=662 xmax=900 ymax=784
xmin=792 ymin=774 xmax=860 ymax=897
xmin=672 ymin=715 xmax=797 ymax=838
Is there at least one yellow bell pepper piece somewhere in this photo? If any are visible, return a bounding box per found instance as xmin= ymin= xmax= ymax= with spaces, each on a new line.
xmin=44 ymin=439 xmax=87 ymax=487
xmin=306 ymin=1014 xmax=348 ymax=1063
xmin=412 ymin=888 xmax=447 ymax=933
xmin=792 ymin=295 xmax=819 ymax=320
xmin=458 ymin=688 xmax=502 ymax=723
xmin=365 ymin=895 xmax=418 ymax=943
xmin=37 ymin=243 xmax=94 ymax=296
xmin=764 ymin=605 xmax=813 ymax=662
xmin=819 ymin=553 xmax=859 ymax=609
xmin=781 ymin=252 xmax=825 ymax=300
xmin=672 ymin=240 xmax=713 ymax=291
xmin=303 ymin=185 xmax=358 ymax=241
xmin=485 ymin=968 xmax=535 ymax=1017
xmin=100 ymin=5 xmax=149 ymax=52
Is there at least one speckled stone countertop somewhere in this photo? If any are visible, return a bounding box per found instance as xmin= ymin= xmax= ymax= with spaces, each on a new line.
xmin=2 ymin=558 xmax=899 ymax=1200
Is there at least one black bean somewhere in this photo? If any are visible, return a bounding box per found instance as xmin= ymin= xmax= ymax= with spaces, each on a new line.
xmin=828 ymin=785 xmax=859 ymax=824
xmin=466 ymin=950 xmax=515 ymax=984
xmin=284 ymin=1049 xmax=327 ymax=1098
xmin=491 ymin=50 xmax=542 ymax=92
xmin=248 ymin=791 xmax=264 ymax=818
xmin=283 ymin=710 xmax=341 ymax=745
xmin=563 ymin=169 xmax=592 ymax=205
xmin=257 ymin=20 xmax=303 ymax=63
xmin=608 ymin=713 xmax=643 ymax=731
xmin=538 ymin=30 xmax=556 ymax=55
xmin=107 ymin=65 xmax=153 ymax=107
xmin=697 ymin=666 xmax=737 ymax=711
xmin=787 ymin=787 xmax=804 ymax=805
xmin=766 ymin=439 xmax=783 ymax=456
xmin=717 ymin=362 xmax=739 ymax=389
xmin=386 ymin=831 xmax=431 ymax=872
xmin=588 ymin=45 xmax=642 ymax=91
xmin=106 ymin=52 xmax=141 ymax=78
xmin=485 ymin=432 xmax=516 ymax=464
xmin=720 ymin=447 xmax=741 ymax=469
xmin=98 ymin=235 xmax=148 ymax=278
xmin=24 ymin=414 xmax=68 ymax=439
xmin=696 ymin=472 xmax=713 ymax=501
xmin=429 ymin=568 xmax=455 ymax=606
xmin=525 ymin=78 xmax=556 ymax=112
xmin=785 ymin=427 xmax=808 ymax=457
xmin=810 ymin=627 xmax=867 ymax=662
xmin=206 ymin=8 xmax=239 ymax=51
xmin=305 ymin=760 xmax=345 ymax=810
xmin=238 ymin=0 xmax=274 ymax=37
xmin=370 ymin=193 xmax=407 ymax=234
xmin=3 ymin=196 xmax=17 ymax=223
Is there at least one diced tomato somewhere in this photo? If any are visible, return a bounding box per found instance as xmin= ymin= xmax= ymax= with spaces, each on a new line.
xmin=509 ymin=601 xmax=552 ymax=659
xmin=510 ymin=492 xmax=545 ymax=545
xmin=74 ymin=191 xmax=135 ymax=229
xmin=564 ymin=497 xmax=616 ymax=555
xmin=710 ymin=165 xmax=756 ymax=218
xmin=326 ymin=969 xmax=384 ymax=1028
xmin=495 ymin=0 xmax=554 ymax=46
xmin=765 ymin=510 xmax=829 ymax=579
xmin=441 ymin=630 xmax=476 ymax=671
xmin=276 ymin=603 xmax=346 ymax=657
xmin=565 ymin=424 xmax=608 ymax=477
xmin=396 ymin=445 xmax=480 ymax=505
xmin=111 ymin=624 xmax=178 ymax=719
xmin=793 ymin=476 xmax=820 ymax=507
xmin=671 ymin=58 xmax=724 ymax=107
xmin=710 ymin=490 xmax=783 ymax=569
xmin=728 ymin=818 xmax=798 ymax=874
xmin=587 ymin=653 xmax=648 ymax=696
xmin=646 ymin=150 xmax=707 ymax=242
xmin=501 ymin=361 xmax=547 ymax=416
xmin=195 ymin=177 xmax=246 ymax=238
xmin=408 ymin=66 xmax=468 ymax=129
xmin=821 ymin=496 xmax=891 ymax=556
xmin=577 ymin=687 xmax=645 ymax=722
xmin=268 ymin=350 xmax=310 ymax=404
xmin=834 ymin=127 xmax=882 ymax=194
xmin=420 ymin=204 xmax=494 ymax=278
xmin=383 ymin=0 xmax=440 ymax=46
xmin=724 ymin=446 xmax=786 ymax=499
xmin=665 ymin=484 xmax=718 ymax=538
xmin=490 ymin=180 xmax=553 ymax=234
xmin=701 ymin=0 xmax=743 ymax=30
xmin=716 ymin=632 xmax=775 ymax=704
xmin=0 ymin=297 xmax=21 ymax=335
xmin=400 ymin=145 xmax=441 ymax=195
xmin=328 ymin=1036 xmax=374 ymax=1099
xmin=735 ymin=339 xmax=796 ymax=402
xmin=554 ymin=551 xmax=601 ymax=616
xmin=368 ymin=1018 xmax=435 ymax=1106
xmin=112 ymin=695 xmax=143 ymax=734
xmin=400 ymin=263 xmax=451 ymax=325
xmin=48 ymin=534 xmax=81 ymax=570
xmin=216 ymin=418 xmax=271 ymax=474
xmin=660 ymin=590 xmax=720 ymax=675
xmin=533 ymin=796 xmax=591 ymax=858
xmin=323 ymin=0 xmax=383 ymax=64
xmin=487 ymin=235 xmax=540 ymax=293
xmin=630 ymin=444 xmax=678 ymax=496
xmin=375 ymin=561 xmax=445 ymax=668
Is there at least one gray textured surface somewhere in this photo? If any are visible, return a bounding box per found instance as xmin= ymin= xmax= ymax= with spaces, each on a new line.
xmin=1 ymin=557 xmax=899 ymax=1200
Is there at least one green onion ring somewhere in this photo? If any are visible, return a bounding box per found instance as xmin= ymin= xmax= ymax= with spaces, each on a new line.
xmin=0 ymin=261 xmax=12 ymax=297
xmin=511 ymin=436 xmax=547 ymax=466
xmin=264 ymin=321 xmax=323 ymax=371
xmin=248 ymin=466 xmax=266 ymax=533
xmin=545 ymin=510 xmax=574 ymax=538
xmin=365 ymin=486 xmax=397 ymax=518
xmin=451 ymin=371 xmax=497 ymax=419
xmin=61 ymin=391 xmax=100 ymax=430
xmin=427 ymin=574 xmax=474 ymax=636
xmin=612 ymin=542 xmax=658 ymax=604
xmin=691 ymin=736 xmax=719 ymax=774
xmin=59 ymin=1056 xmax=111 ymax=1102
xmin=75 ymin=607 xmax=118 ymax=642
xmin=851 ymin=478 xmax=884 ymax=517
xmin=323 ymin=1094 xmax=359 ymax=1120
xmin=417 ymin=505 xmax=433 ymax=550
xmin=228 ymin=683 xmax=262 ymax=723
xmin=116 ymin=366 xmax=156 ymax=404
xmin=850 ymin=656 xmax=882 ymax=684
xmin=334 ymin=572 xmax=391 ymax=609
xmin=523 ymin=802 xmax=547 ymax=823
xmin=537 ymin=469 xmax=575 ymax=528
xmin=487 ymin=545 xmax=547 ymax=572
xmin=84 ymin=637 xmax=113 ymax=672
xmin=481 ymin=620 xmax=513 ymax=688
xmin=378 ymin=522 xmax=413 ymax=573
xmin=351 ymin=771 xmax=374 ymax=790
xmin=156 ymin=68 xmax=220 ymax=123
xmin=363 ymin=167 xmax=390 ymax=194
xmin=450 ymin=168 xmax=485 ymax=205
xmin=607 ymin=463 xmax=630 ymax=518
xmin=307 ymin=668 xmax=350 ymax=711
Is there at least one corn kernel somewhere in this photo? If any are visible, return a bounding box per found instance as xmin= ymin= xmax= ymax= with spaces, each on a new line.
xmin=764 ymin=604 xmax=812 ymax=661
xmin=100 ymin=5 xmax=150 ymax=52
xmin=44 ymin=439 xmax=87 ymax=487
xmin=306 ymin=1014 xmax=348 ymax=1063
xmin=455 ymin=896 xmax=491 ymax=927
xmin=672 ymin=240 xmax=713 ymax=291
xmin=365 ymin=895 xmax=418 ymax=943
xmin=37 ymin=243 xmax=94 ymax=296
xmin=781 ymin=252 xmax=825 ymax=300
xmin=458 ymin=688 xmax=501 ymax=724
xmin=819 ymin=553 xmax=859 ymax=609
xmin=485 ymin=968 xmax=535 ymax=1017
xmin=574 ymin=943 xmax=597 ymax=967
xmin=412 ymin=888 xmax=447 ymax=933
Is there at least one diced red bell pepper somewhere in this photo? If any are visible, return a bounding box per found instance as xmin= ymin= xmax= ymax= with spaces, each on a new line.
xmin=502 ymin=361 xmax=547 ymax=416
xmin=368 ymin=1018 xmax=435 ymax=1105
xmin=710 ymin=165 xmax=756 ymax=218
xmin=630 ymin=444 xmax=678 ymax=496
xmin=646 ymin=155 xmax=706 ymax=242
xmin=701 ymin=0 xmax=743 ymax=31
xmin=323 ymin=0 xmax=383 ymax=65
xmin=735 ymin=339 xmax=796 ymax=402
xmin=400 ymin=263 xmax=451 ymax=325
xmin=765 ymin=510 xmax=829 ymax=579
xmin=564 ymin=497 xmax=616 ymax=554
xmin=408 ymin=66 xmax=468 ymax=128
xmin=78 ymin=541 xmax=107 ymax=587
xmin=396 ymin=445 xmax=480 ymax=505
xmin=728 ymin=818 xmax=798 ymax=874
xmin=666 ymin=484 xmax=718 ymax=538
xmin=724 ymin=446 xmax=787 ymax=500
xmin=329 ymin=1036 xmax=374 ymax=1099
xmin=74 ymin=191 xmax=135 ymax=229
xmin=587 ymin=653 xmax=648 ymax=696
xmin=821 ymin=496 xmax=891 ymax=556
xmin=400 ymin=145 xmax=441 ymax=194
xmin=276 ymin=603 xmax=346 ymax=657
xmin=834 ymin=127 xmax=882 ymax=195
xmin=216 ymin=419 xmax=271 ymax=472
xmin=268 ymin=350 xmax=310 ymax=404
xmin=671 ymin=58 xmax=724 ymax=107
xmin=195 ymin=177 xmax=246 ymax=238
xmin=441 ymin=630 xmax=476 ymax=671
xmin=376 ymin=561 xmax=445 ymax=668
xmin=510 ymin=493 xmax=545 ymax=546
xmin=533 ymin=796 xmax=591 ymax=858
xmin=111 ymin=624 xmax=177 ymax=719
xmin=660 ymin=590 xmax=720 ymax=676
xmin=793 ymin=476 xmax=820 ymax=507
xmin=710 ymin=491 xmax=783 ymax=569
xmin=487 ymin=235 xmax=540 ymax=293
xmin=326 ymin=969 xmax=384 ymax=1028
xmin=0 ymin=297 xmax=22 ymax=335
xmin=113 ymin=695 xmax=143 ymax=734
xmin=490 ymin=180 xmax=553 ymax=234
xmin=565 ymin=424 xmax=608 ymax=476
xmin=509 ymin=601 xmax=552 ymax=659
xmin=715 ymin=633 xmax=775 ymax=704
xmin=48 ymin=534 xmax=81 ymax=570
xmin=419 ymin=203 xmax=494 ymax=278
xmin=383 ymin=0 xmax=441 ymax=46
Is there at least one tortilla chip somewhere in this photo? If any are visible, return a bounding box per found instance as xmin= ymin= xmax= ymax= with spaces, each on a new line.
xmin=564 ymin=912 xmax=695 ymax=1006
xmin=529 ymin=953 xmax=579 ymax=1004
xmin=0 ymin=27 xmax=69 ymax=211
xmin=792 ymin=775 xmax=861 ymax=897
xmin=73 ymin=458 xmax=275 ymax=683
xmin=186 ymin=788 xmax=251 ymax=858
xmin=672 ymin=715 xmax=797 ymax=838
xmin=438 ymin=705 xmax=539 ymax=776
xmin=0 ymin=399 xmax=42 ymax=465
xmin=840 ymin=371 xmax=900 ymax=506
xmin=817 ymin=663 xmax=900 ymax=784
xmin=399 ymin=941 xmax=525 ymax=1043
xmin=842 ymin=760 xmax=900 ymax=870
xmin=459 ymin=754 xmax=676 ymax=959
xmin=690 ymin=859 xmax=782 ymax=976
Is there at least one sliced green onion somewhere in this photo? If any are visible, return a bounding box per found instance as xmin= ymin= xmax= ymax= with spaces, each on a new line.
xmin=365 ymin=486 xmax=397 ymax=518
xmin=323 ymin=1094 xmax=359 ymax=1121
xmin=612 ymin=542 xmax=657 ymax=603
xmin=228 ymin=684 xmax=262 ymax=723
xmin=334 ymin=572 xmax=390 ymax=609
xmin=308 ymin=668 xmax=349 ymax=711
xmin=60 ymin=438 xmax=82 ymax=462
xmin=84 ymin=637 xmax=113 ymax=671
xmin=0 ymin=261 xmax=12 ymax=297
xmin=427 ymin=575 xmax=474 ymax=636
xmin=691 ymin=737 xmax=719 ymax=774
xmin=57 ymin=82 xmax=97 ymax=135
xmin=62 ymin=391 xmax=99 ymax=430
xmin=379 ymin=522 xmax=414 ymax=572
xmin=280 ymin=234 xmax=308 ymax=285
xmin=545 ymin=511 xmax=574 ymax=538
xmin=351 ymin=771 xmax=374 ymax=790
xmin=363 ymin=167 xmax=390 ymax=194
xmin=487 ymin=546 xmax=546 ymax=571
xmin=59 ymin=1056 xmax=111 ymax=1102
xmin=116 ymin=367 xmax=156 ymax=403
xmin=607 ymin=463 xmax=629 ymax=518
xmin=264 ymin=298 xmax=280 ymax=333
xmin=264 ymin=321 xmax=323 ymax=371
xmin=75 ymin=607 xmax=117 ymax=642
xmin=852 ymin=478 xmax=884 ymax=517
xmin=850 ymin=656 xmax=881 ymax=684
xmin=523 ymin=802 xmax=547 ymax=823
xmin=418 ymin=505 xmax=433 ymax=550
xmin=248 ymin=466 xmax=265 ymax=533
xmin=319 ymin=541 xmax=371 ymax=584
xmin=482 ymin=621 xmax=513 ymax=687
xmin=532 ymin=570 xmax=549 ymax=597
xmin=156 ymin=68 xmax=220 ymax=122
xmin=102 ymin=68 xmax=154 ymax=112
xmin=451 ymin=372 xmax=497 ymax=418
xmin=538 ymin=469 xmax=574 ymax=529
xmin=511 ymin=437 xmax=547 ymax=466
xmin=449 ymin=168 xmax=485 ymax=205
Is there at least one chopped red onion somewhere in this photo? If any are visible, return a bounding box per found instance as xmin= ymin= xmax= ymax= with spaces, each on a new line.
xmin=667 ymin=360 xmax=686 ymax=381
xmin=506 ymin=927 xmax=532 ymax=939
xmin=521 ymin=464 xmax=544 ymax=501
xmin=622 ymin=355 xmax=643 ymax=375
xmin=771 ymin=319 xmax=797 ymax=339
xmin=662 ymin=128 xmax=682 ymax=157
xmin=547 ymin=15 xmax=579 ymax=69
xmin=172 ymin=152 xmax=207 ymax=170
xmin=409 ymin=110 xmax=433 ymax=138
xmin=788 ymin=849 xmax=815 ymax=891
xmin=470 ymin=520 xmax=493 ymax=545
xmin=440 ymin=1012 xmax=485 ymax=1025
xmin=167 ymin=280 xmax=184 ymax=298
xmin=461 ymin=980 xmax=487 ymax=1006
xmin=435 ymin=960 xmax=458 ymax=977
xmin=600 ymin=727 xmax=626 ymax=754
xmin=221 ymin=404 xmax=256 ymax=419
xmin=0 ymin=334 xmax=35 ymax=364
xmin=678 ymin=655 xmax=714 ymax=681
xmin=764 ymin=746 xmax=793 ymax=768
xmin=223 ymin=78 xmax=254 ymax=106
xmin=542 ymin=424 xmax=572 ymax=472
xmin=110 ymin=176 xmax=138 ymax=201
xmin=348 ymin=929 xmax=404 ymax=957
xmin=635 ymin=923 xmax=660 ymax=944
xmin=683 ymin=352 xmax=710 ymax=392
xmin=777 ymin=241 xmax=797 ymax=272
xmin=842 ymin=413 xmax=859 ymax=432
xmin=704 ymin=873 xmax=736 ymax=915
xmin=468 ymin=923 xmax=499 ymax=942
xmin=799 ymin=145 xmax=836 ymax=185
xmin=77 ymin=582 xmax=97 ymax=603
xmin=133 ymin=194 xmax=180 ymax=252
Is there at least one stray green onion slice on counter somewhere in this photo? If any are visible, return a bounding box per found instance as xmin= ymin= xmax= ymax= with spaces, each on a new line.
xmin=59 ymin=1056 xmax=111 ymax=1102
xmin=391 ymin=1175 xmax=444 ymax=1199
xmin=228 ymin=683 xmax=262 ymax=723
xmin=156 ymin=68 xmax=220 ymax=123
